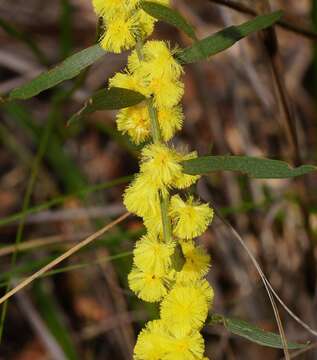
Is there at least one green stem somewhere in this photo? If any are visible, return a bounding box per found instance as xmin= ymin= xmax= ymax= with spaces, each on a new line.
xmin=146 ymin=98 xmax=162 ymax=143
xmin=135 ymin=39 xmax=172 ymax=243
xmin=159 ymin=192 xmax=172 ymax=242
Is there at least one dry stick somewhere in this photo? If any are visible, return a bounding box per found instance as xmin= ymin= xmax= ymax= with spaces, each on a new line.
xmin=207 ymin=0 xmax=317 ymax=40
xmin=213 ymin=209 xmax=290 ymax=360
xmin=0 ymin=232 xmax=91 ymax=257
xmin=260 ymin=23 xmax=301 ymax=166
xmin=0 ymin=212 xmax=130 ymax=306
xmin=215 ymin=207 xmax=317 ymax=345
xmin=258 ymin=1 xmax=317 ymax=322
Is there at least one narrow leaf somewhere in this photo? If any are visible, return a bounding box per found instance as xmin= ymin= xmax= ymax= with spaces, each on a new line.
xmin=221 ymin=317 xmax=307 ymax=350
xmin=176 ymin=10 xmax=283 ymax=64
xmin=141 ymin=1 xmax=196 ymax=39
xmin=182 ymin=155 xmax=316 ymax=179
xmin=68 ymin=87 xmax=146 ymax=125
xmin=10 ymin=45 xmax=106 ymax=100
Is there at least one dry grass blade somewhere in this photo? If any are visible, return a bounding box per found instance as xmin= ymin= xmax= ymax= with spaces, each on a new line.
xmin=0 ymin=212 xmax=130 ymax=306
xmin=213 ymin=206 xmax=290 ymax=359
xmin=0 ymin=233 xmax=90 ymax=257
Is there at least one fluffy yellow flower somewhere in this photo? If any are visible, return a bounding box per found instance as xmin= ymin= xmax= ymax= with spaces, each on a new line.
xmin=176 ymin=241 xmax=210 ymax=281
xmin=140 ymin=144 xmax=182 ymax=189
xmin=100 ymin=13 xmax=138 ymax=53
xmin=123 ymin=173 xmax=161 ymax=217
xmin=134 ymin=320 xmax=205 ymax=360
xmin=116 ymin=105 xmax=150 ymax=144
xmin=174 ymin=151 xmax=201 ymax=189
xmin=128 ymin=41 xmax=183 ymax=80
xmin=134 ymin=320 xmax=168 ymax=360
xmin=134 ymin=233 xmax=175 ymax=274
xmin=158 ymin=106 xmax=184 ymax=141
xmin=169 ymin=195 xmax=214 ymax=239
xmin=160 ymin=284 xmax=209 ymax=333
xmin=135 ymin=10 xmax=156 ymax=38
xmin=92 ymin=0 xmax=139 ymax=17
xmin=148 ymin=75 xmax=184 ymax=109
xmin=128 ymin=266 xmax=169 ymax=302
xmin=109 ymin=71 xmax=149 ymax=96
xmin=143 ymin=204 xmax=164 ymax=235
xmin=164 ymin=328 xmax=205 ymax=360
xmin=194 ymin=279 xmax=214 ymax=305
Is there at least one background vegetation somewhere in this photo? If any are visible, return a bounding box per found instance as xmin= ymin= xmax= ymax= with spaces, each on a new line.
xmin=0 ymin=0 xmax=316 ymax=359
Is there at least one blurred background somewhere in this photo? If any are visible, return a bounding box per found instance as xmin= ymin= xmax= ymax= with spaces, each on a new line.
xmin=0 ymin=0 xmax=317 ymax=359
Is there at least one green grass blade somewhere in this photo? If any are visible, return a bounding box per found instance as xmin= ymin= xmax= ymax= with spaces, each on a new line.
xmin=68 ymin=87 xmax=146 ymax=125
xmin=210 ymin=314 xmax=308 ymax=350
xmin=176 ymin=11 xmax=283 ymax=64
xmin=9 ymin=45 xmax=106 ymax=100
xmin=182 ymin=155 xmax=316 ymax=179
xmin=141 ymin=1 xmax=196 ymax=39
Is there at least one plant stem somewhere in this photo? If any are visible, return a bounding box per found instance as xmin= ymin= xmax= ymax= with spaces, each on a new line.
xmin=146 ymin=98 xmax=161 ymax=143
xmin=159 ymin=192 xmax=172 ymax=242
xmin=135 ymin=39 xmax=172 ymax=243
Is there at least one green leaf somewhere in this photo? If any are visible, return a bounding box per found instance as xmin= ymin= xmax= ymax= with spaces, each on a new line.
xmin=211 ymin=315 xmax=308 ymax=350
xmin=182 ymin=155 xmax=316 ymax=179
xmin=176 ymin=10 xmax=283 ymax=64
xmin=68 ymin=87 xmax=146 ymax=125
xmin=141 ymin=1 xmax=196 ymax=39
xmin=9 ymin=44 xmax=106 ymax=100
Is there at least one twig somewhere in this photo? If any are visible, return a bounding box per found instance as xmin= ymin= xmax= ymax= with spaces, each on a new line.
xmin=207 ymin=0 xmax=317 ymax=40
xmin=213 ymin=207 xmax=291 ymax=360
xmin=0 ymin=212 xmax=130 ymax=306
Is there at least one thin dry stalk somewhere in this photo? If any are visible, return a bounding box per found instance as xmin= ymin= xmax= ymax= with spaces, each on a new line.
xmin=0 ymin=212 xmax=130 ymax=306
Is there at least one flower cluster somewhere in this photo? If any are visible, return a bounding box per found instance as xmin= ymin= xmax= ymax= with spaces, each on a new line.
xmin=93 ymin=1 xmax=215 ymax=358
xmin=93 ymin=0 xmax=169 ymax=53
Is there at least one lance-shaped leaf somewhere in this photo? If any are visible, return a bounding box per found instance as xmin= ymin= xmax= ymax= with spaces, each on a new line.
xmin=176 ymin=10 xmax=283 ymax=64
xmin=182 ymin=155 xmax=316 ymax=179
xmin=210 ymin=314 xmax=307 ymax=350
xmin=68 ymin=87 xmax=146 ymax=125
xmin=141 ymin=1 xmax=196 ymax=40
xmin=10 ymin=44 xmax=106 ymax=100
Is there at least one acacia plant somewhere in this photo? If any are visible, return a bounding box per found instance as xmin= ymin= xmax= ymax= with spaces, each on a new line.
xmin=2 ymin=0 xmax=316 ymax=359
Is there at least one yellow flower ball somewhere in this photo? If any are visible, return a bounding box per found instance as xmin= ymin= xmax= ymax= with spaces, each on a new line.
xmin=143 ymin=204 xmax=164 ymax=235
xmin=158 ymin=105 xmax=184 ymax=141
xmin=148 ymin=75 xmax=184 ymax=109
xmin=140 ymin=143 xmax=182 ymax=189
xmin=164 ymin=328 xmax=205 ymax=360
xmin=128 ymin=266 xmax=170 ymax=302
xmin=116 ymin=104 xmax=150 ymax=144
xmin=176 ymin=241 xmax=211 ymax=282
xmin=123 ymin=173 xmax=161 ymax=217
xmin=169 ymin=195 xmax=214 ymax=239
xmin=109 ymin=71 xmax=150 ymax=97
xmin=174 ymin=151 xmax=201 ymax=189
xmin=100 ymin=13 xmax=138 ymax=53
xmin=128 ymin=40 xmax=183 ymax=80
xmin=134 ymin=320 xmax=168 ymax=360
xmin=160 ymin=284 xmax=209 ymax=333
xmin=92 ymin=0 xmax=140 ymax=18
xmin=133 ymin=233 xmax=175 ymax=274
